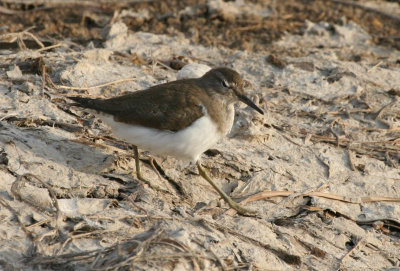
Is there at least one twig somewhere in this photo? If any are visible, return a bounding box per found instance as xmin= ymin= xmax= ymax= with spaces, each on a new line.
xmin=35 ymin=229 xmax=58 ymax=242
xmin=35 ymin=43 xmax=63 ymax=52
xmin=23 ymin=31 xmax=45 ymax=48
xmin=4 ymin=116 xmax=84 ymax=133
xmin=11 ymin=174 xmax=64 ymax=228
xmin=26 ymin=218 xmax=51 ymax=230
xmin=197 ymin=218 xmax=301 ymax=265
xmin=128 ymin=196 xmax=149 ymax=215
xmin=155 ymin=238 xmax=201 ymax=271
xmin=0 ymin=28 xmax=46 ymax=50
xmin=227 ymin=190 xmax=400 ymax=213
xmin=375 ymin=97 xmax=399 ymax=120
xmin=327 ymin=108 xmax=373 ymax=116
xmin=209 ymin=248 xmax=227 ymax=271
xmin=155 ymin=60 xmax=174 ymax=71
xmin=0 ymin=114 xmax=17 ymax=121
xmin=338 ymin=237 xmax=366 ymax=269
xmin=0 ymin=195 xmax=35 ymax=240
xmin=347 ymin=144 xmax=356 ymax=171
xmin=367 ymin=61 xmax=382 ymax=73
xmin=105 ymin=228 xmax=165 ymax=269
xmin=385 ymin=151 xmax=398 ymax=168
xmin=329 ymin=117 xmax=342 ymax=147
xmin=339 ymin=122 xmax=400 ymax=132
xmin=326 ymin=0 xmax=400 ymax=22
xmin=117 ymin=252 xmax=212 ymax=265
xmin=41 ymin=59 xmax=46 ymax=96
xmin=0 ymin=6 xmax=21 ymax=14
xmin=237 ymin=23 xmax=262 ymax=32
xmin=52 ymin=77 xmax=136 ymax=91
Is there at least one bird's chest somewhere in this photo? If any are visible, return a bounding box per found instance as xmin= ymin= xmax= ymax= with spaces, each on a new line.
xmin=219 ymin=104 xmax=235 ymax=135
xmin=207 ymin=101 xmax=235 ymax=136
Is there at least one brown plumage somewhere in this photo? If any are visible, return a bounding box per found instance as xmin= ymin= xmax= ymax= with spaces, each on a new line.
xmin=69 ymin=79 xmax=206 ymax=132
xmin=68 ymin=67 xmax=263 ymax=134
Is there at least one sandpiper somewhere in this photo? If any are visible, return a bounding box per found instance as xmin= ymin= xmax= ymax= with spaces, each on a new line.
xmin=69 ymin=67 xmax=264 ymax=215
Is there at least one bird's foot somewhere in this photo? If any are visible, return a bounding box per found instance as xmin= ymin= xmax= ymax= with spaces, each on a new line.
xmin=225 ymin=198 xmax=257 ymax=217
xmin=131 ymin=170 xmax=169 ymax=194
xmin=196 ymin=161 xmax=257 ymax=217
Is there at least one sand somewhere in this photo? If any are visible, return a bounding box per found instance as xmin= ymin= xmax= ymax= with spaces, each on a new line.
xmin=0 ymin=1 xmax=399 ymax=270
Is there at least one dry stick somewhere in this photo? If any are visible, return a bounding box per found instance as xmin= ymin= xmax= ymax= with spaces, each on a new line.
xmin=90 ymin=248 xmax=105 ymax=269
xmin=129 ymin=253 xmax=211 ymax=263
xmin=155 ymin=239 xmax=201 ymax=271
xmin=227 ymin=190 xmax=400 ymax=215
xmin=310 ymin=134 xmax=400 ymax=152
xmin=0 ymin=196 xmax=35 ymax=240
xmin=149 ymin=157 xmax=164 ymax=182
xmin=327 ymin=108 xmax=373 ymax=116
xmin=226 ymin=263 xmax=254 ymax=271
xmin=26 ymin=218 xmax=51 ymax=230
xmin=4 ymin=116 xmax=83 ymax=133
xmin=12 ymin=174 xmax=64 ymax=227
xmin=375 ymin=97 xmax=399 ymax=120
xmin=326 ymin=0 xmax=400 ymax=22
xmin=107 ymin=228 xmax=165 ymax=269
xmin=190 ymin=237 xmax=227 ymax=270
xmin=41 ymin=60 xmax=46 ymax=97
xmin=0 ymin=6 xmax=20 ymax=14
xmin=209 ymin=248 xmax=227 ymax=271
xmin=2 ymin=29 xmax=45 ymax=50
xmin=16 ymin=34 xmax=27 ymax=50
xmin=197 ymin=218 xmax=301 ymax=265
xmin=109 ymin=9 xmax=120 ymax=25
xmin=35 ymin=43 xmax=63 ymax=52
xmin=329 ymin=117 xmax=342 ymax=147
xmin=357 ymin=219 xmax=400 ymax=231
xmin=186 ymin=55 xmax=214 ymax=66
xmin=385 ymin=151 xmax=398 ymax=169
xmin=155 ymin=60 xmax=174 ymax=71
xmin=277 ymin=130 xmax=302 ymax=146
xmin=35 ymin=229 xmax=59 ymax=242
xmin=339 ymin=122 xmax=400 ymax=132
xmin=367 ymin=61 xmax=383 ymax=73
xmin=28 ymin=249 xmax=101 ymax=265
xmin=338 ymin=237 xmax=366 ymax=269
xmin=10 ymin=174 xmax=53 ymax=213
xmin=347 ymin=144 xmax=357 ymax=171
xmin=23 ymin=31 xmax=45 ymax=48
xmin=237 ymin=23 xmax=263 ymax=32
xmin=0 ymin=114 xmax=17 ymax=121
xmin=52 ymin=77 xmax=136 ymax=91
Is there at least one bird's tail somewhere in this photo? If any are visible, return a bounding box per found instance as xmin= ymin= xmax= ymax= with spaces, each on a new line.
xmin=68 ymin=96 xmax=102 ymax=110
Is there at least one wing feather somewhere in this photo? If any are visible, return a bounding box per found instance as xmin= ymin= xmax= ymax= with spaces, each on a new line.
xmin=69 ymin=79 xmax=205 ymax=132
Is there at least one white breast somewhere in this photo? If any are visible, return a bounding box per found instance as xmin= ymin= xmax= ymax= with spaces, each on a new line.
xmin=97 ymin=113 xmax=222 ymax=162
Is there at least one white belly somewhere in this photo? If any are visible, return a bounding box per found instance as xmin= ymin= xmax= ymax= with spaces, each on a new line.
xmin=97 ymin=113 xmax=222 ymax=162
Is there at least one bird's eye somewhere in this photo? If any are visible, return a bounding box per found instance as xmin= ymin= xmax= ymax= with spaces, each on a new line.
xmin=222 ymin=80 xmax=229 ymax=88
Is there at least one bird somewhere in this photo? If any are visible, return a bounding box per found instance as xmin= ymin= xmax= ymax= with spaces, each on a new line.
xmin=68 ymin=67 xmax=264 ymax=216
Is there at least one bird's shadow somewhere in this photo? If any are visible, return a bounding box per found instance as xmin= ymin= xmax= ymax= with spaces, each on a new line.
xmin=0 ymin=121 xmax=115 ymax=176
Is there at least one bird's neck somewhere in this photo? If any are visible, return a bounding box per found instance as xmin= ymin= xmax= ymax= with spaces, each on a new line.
xmin=205 ymin=97 xmax=235 ymax=136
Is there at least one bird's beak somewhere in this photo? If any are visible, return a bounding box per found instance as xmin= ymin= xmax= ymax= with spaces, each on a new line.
xmin=237 ymin=93 xmax=264 ymax=115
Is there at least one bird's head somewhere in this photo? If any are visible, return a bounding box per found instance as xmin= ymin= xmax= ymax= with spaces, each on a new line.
xmin=202 ymin=67 xmax=264 ymax=115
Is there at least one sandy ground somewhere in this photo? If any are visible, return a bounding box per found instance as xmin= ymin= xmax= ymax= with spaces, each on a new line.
xmin=0 ymin=1 xmax=400 ymax=270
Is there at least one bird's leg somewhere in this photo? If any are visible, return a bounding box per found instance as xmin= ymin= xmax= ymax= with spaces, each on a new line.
xmin=133 ymin=145 xmax=143 ymax=180
xmin=196 ymin=160 xmax=257 ymax=216
xmin=149 ymin=156 xmax=164 ymax=181
xmin=132 ymin=146 xmax=167 ymax=193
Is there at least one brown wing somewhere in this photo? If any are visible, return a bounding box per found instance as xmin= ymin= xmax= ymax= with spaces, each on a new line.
xmin=69 ymin=79 xmax=205 ymax=132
